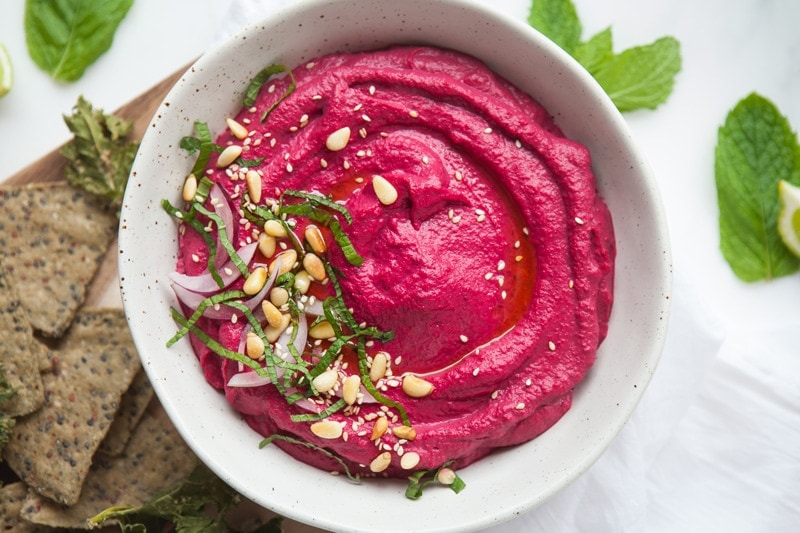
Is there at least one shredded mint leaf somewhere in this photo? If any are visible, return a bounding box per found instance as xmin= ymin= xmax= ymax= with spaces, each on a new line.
xmin=244 ymin=64 xmax=290 ymax=108
xmin=25 ymin=0 xmax=133 ymax=82
xmin=260 ymin=434 xmax=361 ymax=483
xmin=591 ymin=37 xmax=681 ymax=112
xmin=528 ymin=0 xmax=681 ymax=112
xmin=405 ymin=461 xmax=466 ymax=500
xmin=715 ymin=93 xmax=800 ymax=281
xmin=527 ymin=0 xmax=582 ymax=54
xmin=89 ymin=464 xmax=270 ymax=532
xmin=61 ymin=96 xmax=139 ymax=215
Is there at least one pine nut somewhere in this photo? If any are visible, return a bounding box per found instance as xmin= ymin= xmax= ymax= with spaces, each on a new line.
xmin=269 ymin=250 xmax=297 ymax=277
xmin=312 ymin=369 xmax=339 ymax=394
xmin=437 ymin=467 xmax=456 ymax=485
xmin=370 ymin=417 xmax=389 ymax=440
xmin=310 ymin=420 xmax=343 ymax=440
xmin=392 ymin=425 xmax=417 ymax=441
xmin=308 ymin=320 xmax=335 ymax=339
xmin=294 ymin=270 xmax=311 ymax=294
xmin=303 ymin=253 xmax=326 ymax=281
xmin=217 ymin=145 xmax=243 ymax=167
xmin=369 ymin=451 xmax=391 ymax=473
xmin=265 ymin=313 xmax=291 ymax=343
xmin=304 ymin=224 xmax=327 ymax=254
xmin=261 ymin=300 xmax=283 ymax=328
xmin=372 ymin=175 xmax=398 ymax=205
xmin=226 ymin=117 xmax=249 ymax=140
xmin=245 ymin=170 xmax=262 ymax=204
xmin=402 ymin=375 xmax=434 ymax=398
xmin=369 ymin=351 xmax=388 ymax=382
xmin=243 ymin=266 xmax=267 ymax=295
xmin=342 ymin=375 xmax=361 ymax=405
xmin=245 ymin=332 xmax=265 ymax=359
xmin=263 ymin=219 xmax=287 ymax=237
xmin=182 ymin=174 xmax=198 ymax=202
xmin=269 ymin=287 xmax=289 ymax=307
xmin=325 ymin=126 xmax=351 ymax=151
xmin=400 ymin=452 xmax=420 ymax=470
xmin=257 ymin=233 xmax=276 ymax=258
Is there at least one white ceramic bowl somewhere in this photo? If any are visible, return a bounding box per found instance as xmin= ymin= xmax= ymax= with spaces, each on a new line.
xmin=119 ymin=0 xmax=671 ymax=531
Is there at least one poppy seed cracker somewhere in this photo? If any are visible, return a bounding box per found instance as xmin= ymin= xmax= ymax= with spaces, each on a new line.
xmin=98 ymin=368 xmax=154 ymax=456
xmin=0 ymin=182 xmax=117 ymax=337
xmin=0 ymin=258 xmax=45 ymax=417
xmin=20 ymin=413 xmax=199 ymax=529
xmin=2 ymin=309 xmax=141 ymax=506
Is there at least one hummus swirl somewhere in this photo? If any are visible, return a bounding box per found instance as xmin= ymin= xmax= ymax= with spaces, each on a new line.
xmin=175 ymin=47 xmax=615 ymax=478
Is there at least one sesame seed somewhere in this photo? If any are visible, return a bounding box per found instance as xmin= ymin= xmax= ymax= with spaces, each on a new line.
xmin=454 ymin=170 xmax=463 ymax=181
xmin=409 ymin=110 xmax=419 ymax=118
xmin=515 ymin=402 xmax=525 ymax=410
xmin=484 ymin=272 xmax=493 ymax=280
xmin=359 ymin=127 xmax=368 ymax=138
xmin=343 ymin=160 xmax=351 ymax=170
xmin=477 ymin=214 xmax=486 ymax=222
xmin=483 ymin=127 xmax=492 ymax=134
xmin=497 ymin=260 xmax=506 ymax=271
xmin=361 ymin=114 xmax=372 ymax=122
xmin=501 ymin=290 xmax=507 ymax=299
xmin=191 ymin=253 xmax=200 ymax=263
xmin=451 ymin=215 xmax=461 ymax=223
xmin=306 ymin=61 xmax=315 ymax=69
xmin=369 ymin=85 xmax=376 ymax=95
xmin=286 ymin=163 xmax=293 ymax=172
xmin=575 ymin=216 xmax=584 ymax=225
xmin=289 ymin=126 xmax=298 ymax=132
xmin=460 ymin=334 xmax=468 ymax=343
xmin=320 ymin=158 xmax=328 ymax=168
xmin=548 ymin=341 xmax=556 ymax=351
xmin=514 ymin=240 xmax=520 ymax=248
xmin=515 ymin=139 xmax=522 ymax=148
xmin=525 ymin=378 xmax=532 ymax=386
xmin=491 ymin=390 xmax=499 ymax=399
xmin=472 ymin=368 xmax=480 ymax=377
xmin=312 ymin=94 xmax=322 ymax=100
xmin=522 ymin=227 xmax=529 ymax=235
xmin=422 ymin=155 xmax=429 ymax=164
xmin=569 ymin=279 xmax=574 ymax=289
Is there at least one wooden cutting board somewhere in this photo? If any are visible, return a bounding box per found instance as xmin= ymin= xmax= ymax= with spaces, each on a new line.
xmin=3 ymin=66 xmax=325 ymax=533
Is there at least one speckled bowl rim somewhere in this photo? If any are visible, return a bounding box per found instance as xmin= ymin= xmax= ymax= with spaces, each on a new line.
xmin=119 ymin=1 xmax=672 ymax=531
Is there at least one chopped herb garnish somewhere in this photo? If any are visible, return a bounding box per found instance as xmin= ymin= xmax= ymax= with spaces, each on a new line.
xmin=260 ymin=434 xmax=361 ymax=483
xmin=182 ymin=121 xmax=217 ymax=177
xmin=405 ymin=461 xmax=466 ymax=500
xmin=61 ymin=96 xmax=139 ymax=215
xmin=162 ymin=198 xmax=224 ymax=287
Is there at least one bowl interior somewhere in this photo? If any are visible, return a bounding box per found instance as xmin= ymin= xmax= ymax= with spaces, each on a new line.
xmin=118 ymin=1 xmax=671 ymax=531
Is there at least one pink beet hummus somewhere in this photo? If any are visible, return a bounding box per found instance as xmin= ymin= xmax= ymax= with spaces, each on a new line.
xmin=172 ymin=46 xmax=615 ymax=479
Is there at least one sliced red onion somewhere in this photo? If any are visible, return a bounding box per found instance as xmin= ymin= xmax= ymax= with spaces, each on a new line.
xmin=169 ymin=241 xmax=258 ymax=294
xmin=303 ymin=297 xmax=325 ymax=317
xmin=170 ymin=261 xmax=276 ymax=320
xmin=275 ymin=312 xmax=308 ymax=364
xmin=227 ymin=371 xmax=272 ymax=388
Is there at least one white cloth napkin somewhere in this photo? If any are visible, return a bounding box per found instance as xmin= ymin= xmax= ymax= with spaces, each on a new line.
xmin=212 ymin=2 xmax=800 ymax=532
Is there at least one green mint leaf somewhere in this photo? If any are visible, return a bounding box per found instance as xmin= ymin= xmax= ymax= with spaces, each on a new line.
xmin=24 ymin=0 xmax=133 ymax=82
xmin=528 ymin=0 xmax=582 ymax=54
xmin=715 ymin=93 xmax=800 ymax=281
xmin=60 ymin=96 xmax=139 ymax=215
xmin=591 ymin=36 xmax=681 ymax=112
xmin=574 ymin=27 xmax=613 ymax=75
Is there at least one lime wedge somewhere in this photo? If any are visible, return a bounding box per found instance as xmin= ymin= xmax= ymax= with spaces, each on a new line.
xmin=777 ymin=179 xmax=800 ymax=258
xmin=0 ymin=43 xmax=12 ymax=97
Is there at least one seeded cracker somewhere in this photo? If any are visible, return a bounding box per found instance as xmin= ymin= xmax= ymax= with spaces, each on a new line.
xmin=98 ymin=368 xmax=154 ymax=456
xmin=0 ymin=182 xmax=117 ymax=337
xmin=2 ymin=309 xmax=141 ymax=506
xmin=0 ymin=482 xmax=36 ymax=532
xmin=20 ymin=413 xmax=199 ymax=529
xmin=0 ymin=258 xmax=45 ymax=417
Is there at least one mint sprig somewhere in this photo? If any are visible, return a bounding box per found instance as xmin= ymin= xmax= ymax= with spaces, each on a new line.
xmin=715 ymin=93 xmax=800 ymax=281
xmin=528 ymin=0 xmax=681 ymax=112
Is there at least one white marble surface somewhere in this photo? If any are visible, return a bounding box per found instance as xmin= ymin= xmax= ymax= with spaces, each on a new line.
xmin=1 ymin=1 xmax=798 ymax=532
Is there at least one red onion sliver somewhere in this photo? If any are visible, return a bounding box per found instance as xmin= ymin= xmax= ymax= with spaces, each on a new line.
xmin=227 ymin=371 xmax=272 ymax=388
xmin=169 ymin=241 xmax=258 ymax=294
